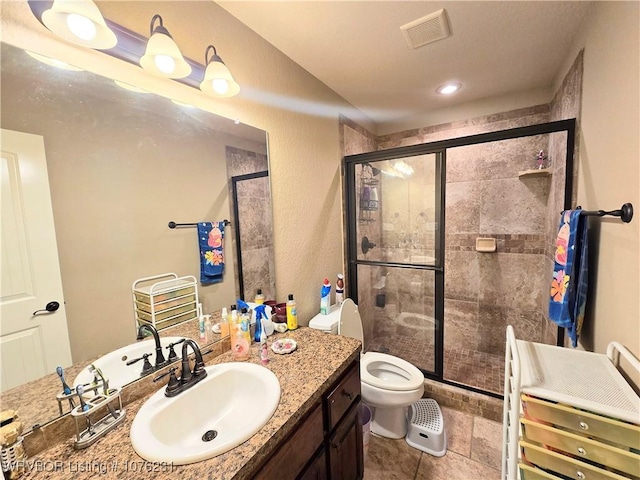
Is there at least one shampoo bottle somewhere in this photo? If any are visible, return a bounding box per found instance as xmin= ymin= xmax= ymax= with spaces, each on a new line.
xmin=320 ymin=278 xmax=331 ymax=315
xmin=286 ymin=294 xmax=298 ymax=330
xmin=335 ymin=273 xmax=345 ymax=307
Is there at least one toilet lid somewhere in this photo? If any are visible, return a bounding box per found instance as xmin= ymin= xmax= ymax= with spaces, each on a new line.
xmin=361 ymin=351 xmax=425 ymax=392
xmin=337 ymin=298 xmax=363 ymax=344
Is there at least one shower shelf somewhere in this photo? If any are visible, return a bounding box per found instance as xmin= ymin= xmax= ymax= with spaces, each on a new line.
xmin=518 ymin=168 xmax=551 ymax=178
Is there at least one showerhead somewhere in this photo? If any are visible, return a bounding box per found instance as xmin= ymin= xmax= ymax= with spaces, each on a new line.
xmin=363 ymin=162 xmax=381 ymax=177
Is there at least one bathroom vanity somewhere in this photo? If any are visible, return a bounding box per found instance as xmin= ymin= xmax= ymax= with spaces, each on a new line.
xmin=18 ymin=327 xmax=363 ymax=480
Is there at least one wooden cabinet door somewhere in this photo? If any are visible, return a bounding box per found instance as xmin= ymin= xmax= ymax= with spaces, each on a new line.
xmin=328 ymin=401 xmax=364 ymax=480
xmin=299 ymin=449 xmax=328 ymax=480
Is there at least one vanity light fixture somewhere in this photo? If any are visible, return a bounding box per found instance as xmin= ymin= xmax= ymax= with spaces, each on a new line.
xmin=140 ymin=14 xmax=191 ymax=79
xmin=41 ymin=0 xmax=117 ymax=49
xmin=199 ymin=45 xmax=240 ymax=98
xmin=436 ymin=82 xmax=461 ymax=95
xmin=25 ymin=50 xmax=84 ymax=71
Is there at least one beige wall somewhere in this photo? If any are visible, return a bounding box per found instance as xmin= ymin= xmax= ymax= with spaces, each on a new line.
xmin=0 ymin=1 xmax=371 ymax=338
xmin=557 ymin=2 xmax=639 ymax=363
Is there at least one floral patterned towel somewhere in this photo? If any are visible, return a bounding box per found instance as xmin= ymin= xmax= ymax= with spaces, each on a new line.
xmin=197 ymin=221 xmax=225 ymax=284
xmin=549 ymin=210 xmax=588 ymax=347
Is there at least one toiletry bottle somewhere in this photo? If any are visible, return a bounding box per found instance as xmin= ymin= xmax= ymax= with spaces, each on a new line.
xmin=254 ymin=289 xmax=264 ymax=305
xmin=259 ymin=317 xmax=269 ymax=365
xmin=220 ymin=307 xmax=229 ymax=337
xmin=254 ymin=307 xmax=263 ymax=342
xmin=231 ymin=308 xmax=250 ymax=361
xmin=204 ymin=314 xmax=212 ymax=343
xmin=335 ymin=273 xmax=345 ymax=307
xmin=320 ymin=278 xmax=331 ymax=315
xmin=286 ymin=294 xmax=298 ymax=330
xmin=229 ymin=307 xmax=239 ymax=350
xmin=199 ymin=314 xmax=206 ymax=341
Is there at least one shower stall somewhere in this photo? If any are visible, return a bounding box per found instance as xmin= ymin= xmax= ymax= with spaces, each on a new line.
xmin=345 ymin=120 xmax=575 ymax=396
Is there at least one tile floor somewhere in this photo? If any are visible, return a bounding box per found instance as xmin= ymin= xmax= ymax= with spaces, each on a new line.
xmin=363 ymin=406 xmax=503 ymax=480
xmin=369 ymin=335 xmax=505 ymax=394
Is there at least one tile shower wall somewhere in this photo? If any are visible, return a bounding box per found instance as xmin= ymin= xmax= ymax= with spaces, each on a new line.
xmin=377 ymin=108 xmax=552 ymax=359
xmin=542 ymin=51 xmax=584 ymax=347
xmin=341 ymin=116 xmax=378 ymax=348
xmin=226 ymin=146 xmax=276 ymax=301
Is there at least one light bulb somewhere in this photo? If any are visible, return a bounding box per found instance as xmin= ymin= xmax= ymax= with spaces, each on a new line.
xmin=154 ymin=55 xmax=175 ymax=74
xmin=436 ymin=82 xmax=461 ymax=95
xmin=66 ymin=13 xmax=97 ymax=41
xmin=212 ymin=78 xmax=229 ymax=95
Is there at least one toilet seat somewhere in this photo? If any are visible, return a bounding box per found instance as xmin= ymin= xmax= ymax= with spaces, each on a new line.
xmin=361 ymin=352 xmax=424 ymax=392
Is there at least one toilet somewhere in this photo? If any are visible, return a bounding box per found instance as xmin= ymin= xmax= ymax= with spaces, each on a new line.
xmin=309 ymin=299 xmax=425 ymax=439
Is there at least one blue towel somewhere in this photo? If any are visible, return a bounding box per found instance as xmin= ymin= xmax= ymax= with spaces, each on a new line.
xmin=197 ymin=221 xmax=225 ymax=284
xmin=549 ymin=210 xmax=589 ymax=347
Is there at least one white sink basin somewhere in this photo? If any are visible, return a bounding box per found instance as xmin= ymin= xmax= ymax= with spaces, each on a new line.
xmin=130 ymin=362 xmax=280 ymax=465
xmin=73 ymin=337 xmax=187 ymax=392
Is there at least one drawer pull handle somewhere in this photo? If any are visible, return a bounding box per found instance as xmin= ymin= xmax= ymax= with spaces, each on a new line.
xmin=342 ymin=391 xmax=354 ymax=400
xmin=578 ymin=421 xmax=589 ymax=430
xmin=576 ymin=471 xmax=586 ymax=479
xmin=577 ymin=447 xmax=587 ymax=456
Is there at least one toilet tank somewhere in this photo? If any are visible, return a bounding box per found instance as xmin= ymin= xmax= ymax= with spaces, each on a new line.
xmin=309 ymin=304 xmax=340 ymax=334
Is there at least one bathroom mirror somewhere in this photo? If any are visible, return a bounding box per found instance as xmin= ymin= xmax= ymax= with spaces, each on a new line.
xmin=0 ymin=42 xmax=274 ymax=430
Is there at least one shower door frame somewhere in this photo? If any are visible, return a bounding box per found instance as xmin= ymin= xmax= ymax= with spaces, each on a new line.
xmin=344 ymin=119 xmax=576 ymax=398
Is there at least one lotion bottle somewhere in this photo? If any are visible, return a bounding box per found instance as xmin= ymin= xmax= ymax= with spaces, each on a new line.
xmin=286 ymin=294 xmax=298 ymax=330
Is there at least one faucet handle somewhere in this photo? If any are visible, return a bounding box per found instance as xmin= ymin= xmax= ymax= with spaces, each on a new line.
xmin=153 ymin=367 xmax=181 ymax=397
xmin=126 ymin=352 xmax=154 ymax=376
xmin=166 ymin=338 xmax=186 ymax=362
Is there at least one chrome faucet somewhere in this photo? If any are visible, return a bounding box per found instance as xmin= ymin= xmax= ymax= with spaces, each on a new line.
xmin=136 ymin=324 xmax=167 ymax=369
xmin=153 ymin=339 xmax=207 ymax=397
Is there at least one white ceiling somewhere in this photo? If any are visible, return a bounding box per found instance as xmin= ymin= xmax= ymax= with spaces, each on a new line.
xmin=218 ymin=1 xmax=592 ymax=131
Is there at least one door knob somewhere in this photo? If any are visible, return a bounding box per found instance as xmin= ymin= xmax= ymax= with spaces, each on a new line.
xmin=33 ymin=301 xmax=60 ymax=316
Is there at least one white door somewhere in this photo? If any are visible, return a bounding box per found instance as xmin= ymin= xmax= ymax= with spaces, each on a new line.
xmin=0 ymin=129 xmax=72 ymax=392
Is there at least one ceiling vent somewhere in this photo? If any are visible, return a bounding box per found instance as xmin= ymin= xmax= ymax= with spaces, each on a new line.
xmin=401 ymin=9 xmax=451 ymax=49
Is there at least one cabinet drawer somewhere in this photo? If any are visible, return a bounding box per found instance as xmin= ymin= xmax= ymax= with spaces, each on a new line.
xmin=325 ymin=362 xmax=360 ymax=431
xmin=521 ymin=418 xmax=640 ymax=477
xmin=520 ymin=440 xmax=630 ymax=480
xmin=519 ymin=463 xmax=563 ymax=480
xmin=522 ymin=394 xmax=640 ymax=450
xmin=254 ymin=403 xmax=324 ymax=480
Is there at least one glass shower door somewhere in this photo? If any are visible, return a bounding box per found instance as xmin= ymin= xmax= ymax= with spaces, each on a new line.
xmin=345 ymin=151 xmax=444 ymax=376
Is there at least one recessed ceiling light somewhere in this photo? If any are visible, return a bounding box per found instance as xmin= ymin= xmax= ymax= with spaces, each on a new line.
xmin=25 ymin=50 xmax=84 ymax=71
xmin=436 ymin=82 xmax=461 ymax=95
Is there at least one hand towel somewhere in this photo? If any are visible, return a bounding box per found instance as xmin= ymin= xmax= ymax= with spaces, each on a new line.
xmin=197 ymin=221 xmax=225 ymax=284
xmin=548 ymin=210 xmax=589 ymax=347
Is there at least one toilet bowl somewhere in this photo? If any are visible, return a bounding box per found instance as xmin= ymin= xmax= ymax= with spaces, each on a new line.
xmin=309 ymin=299 xmax=425 ymax=439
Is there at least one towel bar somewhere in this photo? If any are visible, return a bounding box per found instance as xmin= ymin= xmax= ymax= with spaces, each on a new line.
xmin=168 ymin=220 xmax=231 ymax=229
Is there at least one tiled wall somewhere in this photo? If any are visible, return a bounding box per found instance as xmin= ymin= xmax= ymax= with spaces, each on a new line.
xmin=226 ymin=146 xmax=276 ymax=301
xmin=542 ymin=51 xmax=584 ymax=347
xmin=376 ymin=108 xmax=552 ymax=357
xmin=340 ymin=116 xmax=378 ymax=348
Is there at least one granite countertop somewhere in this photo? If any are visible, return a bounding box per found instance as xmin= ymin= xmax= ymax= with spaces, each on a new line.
xmin=0 ymin=318 xmax=216 ymax=434
xmin=20 ymin=327 xmax=361 ymax=479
